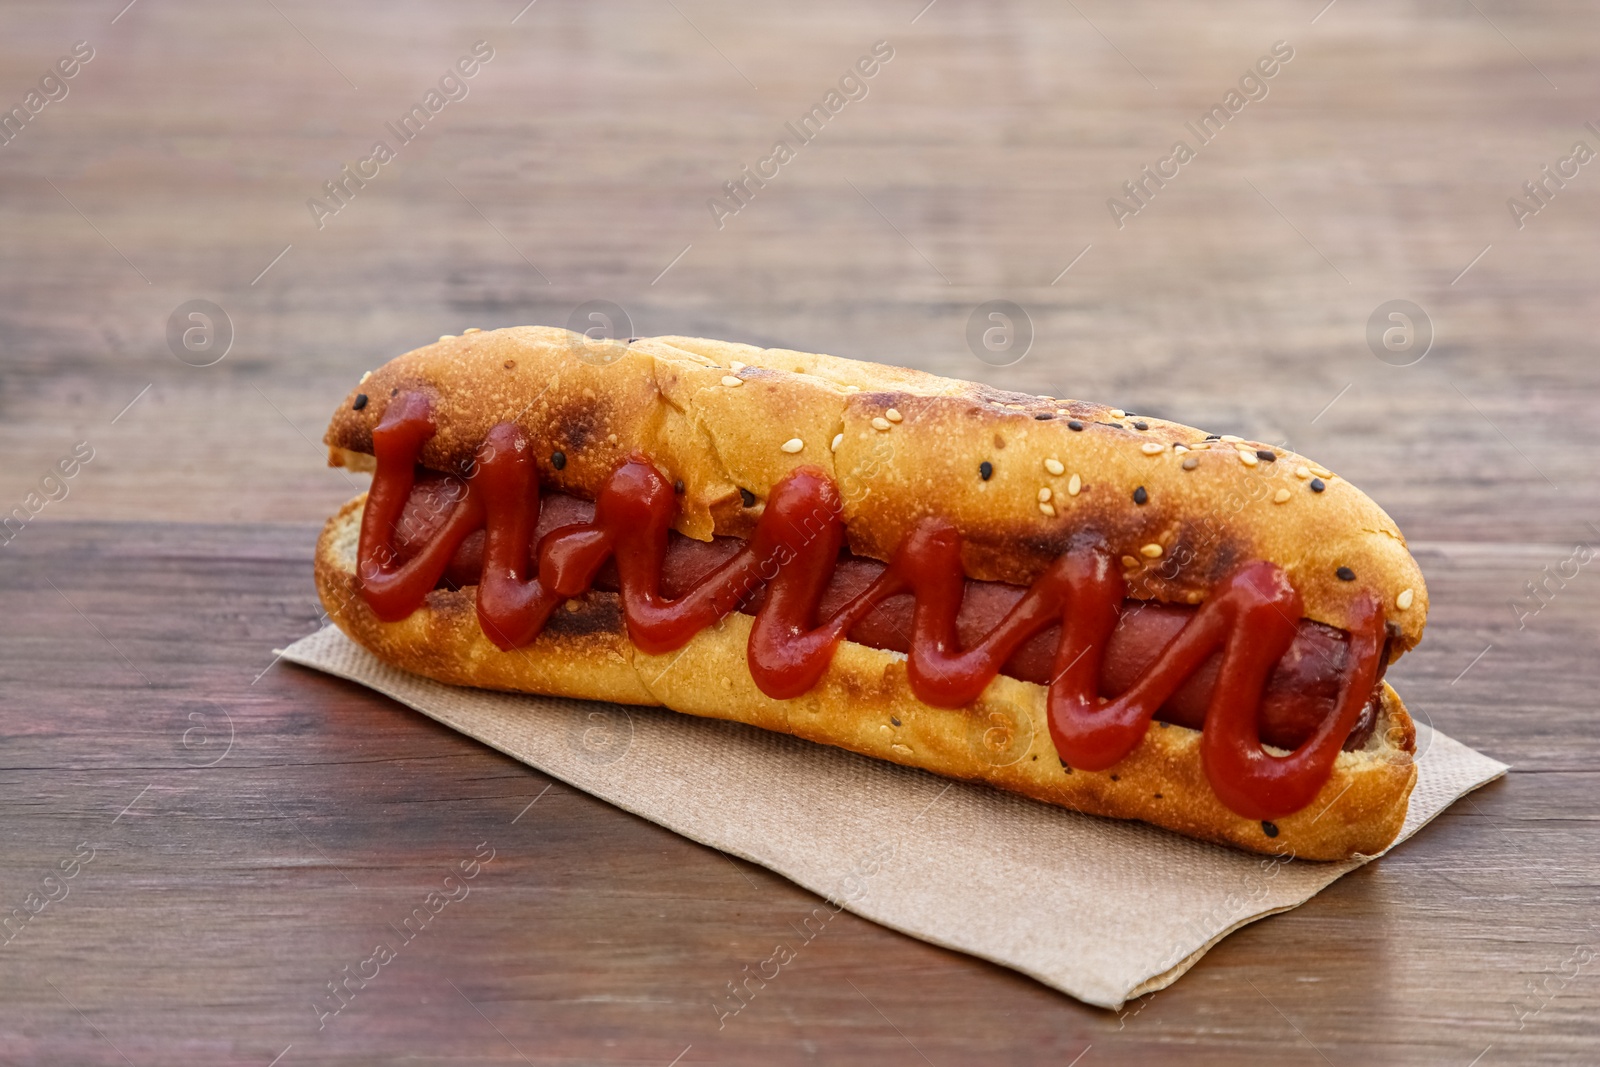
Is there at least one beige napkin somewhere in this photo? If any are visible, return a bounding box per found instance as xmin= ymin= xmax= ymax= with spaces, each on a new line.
xmin=280 ymin=625 xmax=1507 ymax=1009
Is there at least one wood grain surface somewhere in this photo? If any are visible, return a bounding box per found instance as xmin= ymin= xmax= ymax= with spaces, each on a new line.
xmin=1 ymin=0 xmax=1596 ymax=1064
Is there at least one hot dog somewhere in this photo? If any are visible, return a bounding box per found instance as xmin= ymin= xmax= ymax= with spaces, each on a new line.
xmin=316 ymin=326 xmax=1424 ymax=859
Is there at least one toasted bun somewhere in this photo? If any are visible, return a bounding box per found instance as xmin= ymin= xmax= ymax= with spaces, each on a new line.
xmin=316 ymin=494 xmax=1417 ymax=860
xmin=325 ymin=327 xmax=1428 ymax=653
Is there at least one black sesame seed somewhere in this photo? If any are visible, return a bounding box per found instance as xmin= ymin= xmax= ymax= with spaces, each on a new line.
xmin=1109 ymin=774 xmax=1119 ymax=781
xmin=890 ymin=716 xmax=901 ymax=727
xmin=1035 ymin=412 xmax=1053 ymax=420
xmin=1133 ymin=421 xmax=1149 ymax=431
xmin=1133 ymin=486 xmax=1148 ymax=505
xmin=1256 ymin=449 xmax=1276 ymax=462
xmin=1262 ymin=820 xmax=1279 ymax=838
xmin=1336 ymin=566 xmax=1356 ymax=582
xmin=390 ymin=387 xmax=399 ymax=397
xmin=979 ymin=461 xmax=994 ymax=481
xmin=1205 ymin=434 xmax=1221 ymax=441
xmin=1310 ymin=478 xmax=1326 ymax=493
xmin=1068 ymin=420 xmax=1084 ymax=431
xmin=1108 ymin=422 xmax=1125 ymax=429
xmin=352 ymin=393 xmax=368 ymax=410
xmin=740 ymin=488 xmax=756 ymax=508
xmin=1153 ymin=792 xmax=1163 ymax=799
xmin=1061 ymin=761 xmax=1073 ymax=774
xmin=551 ymin=450 xmax=567 ymax=470
xmin=674 ymin=479 xmax=685 ymax=495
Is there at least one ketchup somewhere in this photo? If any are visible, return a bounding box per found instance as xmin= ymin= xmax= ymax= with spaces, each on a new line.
xmin=356 ymin=393 xmax=1386 ymax=819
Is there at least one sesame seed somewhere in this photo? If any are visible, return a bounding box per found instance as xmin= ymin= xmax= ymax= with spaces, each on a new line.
xmin=1111 ymin=409 xmax=1127 ymax=418
xmin=1038 ymin=487 xmax=1052 ymax=503
xmin=872 ymin=416 xmax=891 ymax=431
xmin=781 ymin=438 xmax=804 ymax=454
xmin=1221 ymin=434 xmax=1242 ymax=443
xmin=1121 ymin=555 xmax=1138 ymax=568
xmin=1035 ymin=413 xmax=1053 ymax=420
xmin=1311 ymin=466 xmax=1332 ymax=477
xmin=1310 ymin=478 xmax=1326 ymax=493
xmin=1181 ymin=456 xmax=1199 ymax=471
xmin=1295 ymin=465 xmax=1311 ymax=479
xmin=1396 ymin=588 xmax=1415 ymax=610
xmin=1133 ymin=486 xmax=1148 ymax=505
xmin=1045 ymin=457 xmax=1065 ymax=476
xmin=1068 ymin=420 xmax=1084 ymax=431
xmin=359 ymin=370 xmax=372 ymax=384
xmin=352 ymin=393 xmax=368 ymax=410
xmin=438 ymin=334 xmax=454 ymax=341
xmin=503 ymin=359 xmax=516 ymax=370
xmin=1173 ymin=444 xmax=1189 ymax=454
xmin=1039 ymin=502 xmax=1056 ymax=516
xmin=1262 ymin=820 xmax=1279 ymax=838
xmin=1037 ymin=395 xmax=1056 ymax=401
xmin=1336 ymin=566 xmax=1356 ymax=581
xmin=1256 ymin=450 xmax=1276 ymax=462
xmin=1205 ymin=434 xmax=1221 ymax=441
xmin=721 ymin=375 xmax=743 ymax=387
xmin=845 ymin=385 xmax=861 ymax=393
xmin=831 ymin=433 xmax=844 ymax=452
xmin=1133 ymin=421 xmax=1149 ymax=431
xmin=1140 ymin=543 xmax=1163 ymax=559
xmin=1273 ymin=488 xmax=1291 ymax=504
xmin=980 ymin=461 xmax=994 ymax=481
xmin=886 ymin=408 xmax=902 ymax=423
xmin=1239 ymin=451 xmax=1259 ymax=467
xmin=1067 ymin=473 xmax=1081 ymax=496
xmin=674 ymin=479 xmax=684 ymax=494
xmin=551 ymin=450 xmax=567 ymax=470
xmin=740 ymin=488 xmax=756 ymax=507
xmin=1140 ymin=442 xmax=1164 ymax=455
xmin=463 ymin=327 xmax=482 ymax=334
xmin=730 ymin=360 xmax=746 ymax=371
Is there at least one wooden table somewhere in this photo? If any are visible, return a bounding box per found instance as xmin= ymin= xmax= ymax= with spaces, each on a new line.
xmin=2 ymin=1 xmax=1595 ymax=1063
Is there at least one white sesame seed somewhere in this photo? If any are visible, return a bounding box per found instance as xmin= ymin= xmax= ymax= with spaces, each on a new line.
xmin=1239 ymin=451 xmax=1259 ymax=467
xmin=1039 ymin=502 xmax=1056 ymax=516
xmin=1295 ymin=465 xmax=1311 ymax=479
xmin=1141 ymin=442 xmax=1164 ymax=456
xmin=885 ymin=408 xmax=903 ymax=423
xmin=1311 ymin=466 xmax=1332 ymax=478
xmin=730 ymin=360 xmax=746 ymax=371
xmin=1221 ymin=434 xmax=1243 ymax=443
xmin=463 ymin=327 xmax=482 ymax=334
xmin=1273 ymin=488 xmax=1291 ymax=504
xmin=1037 ymin=395 xmax=1056 ymax=401
xmin=831 ymin=433 xmax=844 ymax=452
xmin=359 ymin=370 xmax=372 ymax=384
xmin=845 ymin=385 xmax=861 ymax=393
xmin=1397 ymin=588 xmax=1415 ymax=610
xmin=1111 ymin=409 xmax=1127 ymax=419
xmin=1172 ymin=444 xmax=1189 ymax=454
xmin=438 ymin=334 xmax=455 ymax=342
xmin=1182 ymin=456 xmax=1199 ymax=471
xmin=722 ymin=375 xmax=743 ymax=387
xmin=1044 ymin=457 xmax=1065 ymax=476
xmin=1140 ymin=543 xmax=1163 ymax=559
xmin=1038 ymin=487 xmax=1052 ymax=503
xmin=872 ymin=417 xmax=891 ymax=431
xmin=1067 ymin=473 xmax=1082 ymax=496
xmin=781 ymin=438 xmax=804 ymax=454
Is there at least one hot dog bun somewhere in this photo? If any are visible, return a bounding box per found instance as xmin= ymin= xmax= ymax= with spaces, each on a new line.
xmin=318 ymin=327 xmax=1423 ymax=859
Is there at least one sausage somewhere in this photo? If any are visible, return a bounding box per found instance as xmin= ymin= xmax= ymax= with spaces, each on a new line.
xmin=392 ymin=471 xmax=1378 ymax=750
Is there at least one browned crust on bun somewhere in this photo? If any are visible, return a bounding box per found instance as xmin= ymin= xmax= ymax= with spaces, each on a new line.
xmin=317 ymin=494 xmax=1417 ymax=860
xmin=325 ymin=327 xmax=1427 ymax=654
